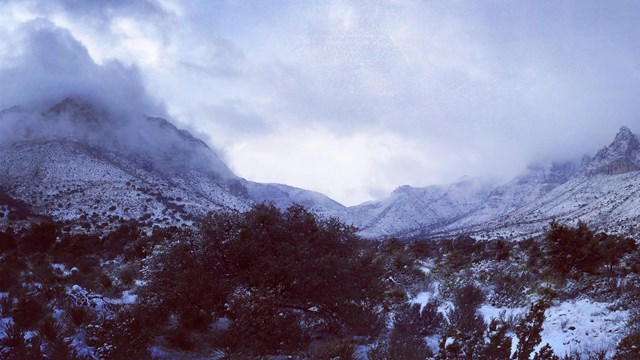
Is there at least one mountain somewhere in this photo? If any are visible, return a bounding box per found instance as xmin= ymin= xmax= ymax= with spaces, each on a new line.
xmin=341 ymin=177 xmax=495 ymax=238
xmin=0 ymin=97 xmax=340 ymax=232
xmin=337 ymin=126 xmax=640 ymax=239
xmin=2 ymin=96 xmax=639 ymax=240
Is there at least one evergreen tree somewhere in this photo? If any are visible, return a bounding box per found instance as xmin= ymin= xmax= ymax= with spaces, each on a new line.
xmin=534 ymin=343 xmax=559 ymax=360
xmin=512 ymin=300 xmax=548 ymax=360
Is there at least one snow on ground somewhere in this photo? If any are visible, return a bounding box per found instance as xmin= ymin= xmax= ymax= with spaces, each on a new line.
xmin=539 ymin=299 xmax=627 ymax=357
xmin=479 ymin=304 xmax=527 ymax=322
xmin=0 ymin=317 xmax=13 ymax=339
xmin=52 ymin=263 xmax=73 ymax=276
xmin=106 ymin=290 xmax=138 ymax=305
xmin=480 ymin=299 xmax=628 ymax=358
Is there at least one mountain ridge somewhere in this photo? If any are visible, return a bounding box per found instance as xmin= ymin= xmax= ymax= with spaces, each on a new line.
xmin=0 ymin=97 xmax=340 ymax=232
xmin=1 ymin=97 xmax=639 ymax=240
xmin=340 ymin=126 xmax=640 ymax=239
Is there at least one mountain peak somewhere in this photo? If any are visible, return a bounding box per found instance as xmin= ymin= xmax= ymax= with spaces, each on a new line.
xmin=586 ymin=126 xmax=640 ymax=175
xmin=613 ymin=126 xmax=634 ymax=143
xmin=45 ymin=96 xmax=100 ymax=124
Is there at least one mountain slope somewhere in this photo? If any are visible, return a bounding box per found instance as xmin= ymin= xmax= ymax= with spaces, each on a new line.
xmin=2 ymin=96 xmax=639 ymax=240
xmin=338 ymin=126 xmax=640 ymax=239
xmin=0 ymin=97 xmax=340 ymax=230
xmin=343 ymin=177 xmax=496 ymax=238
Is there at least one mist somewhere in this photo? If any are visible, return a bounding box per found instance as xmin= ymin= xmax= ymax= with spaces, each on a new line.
xmin=0 ymin=20 xmax=237 ymax=178
xmin=2 ymin=1 xmax=640 ymax=205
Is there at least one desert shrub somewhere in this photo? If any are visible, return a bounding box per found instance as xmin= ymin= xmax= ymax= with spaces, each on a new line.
xmin=513 ymin=300 xmax=548 ymax=360
xmin=103 ymin=222 xmax=140 ymax=258
xmin=0 ymin=296 xmax=13 ymax=315
xmin=397 ymin=302 xmax=443 ymax=337
xmin=0 ymin=323 xmax=28 ymax=358
xmin=448 ymin=284 xmax=486 ymax=335
xmin=141 ymin=204 xmax=387 ymax=354
xmin=520 ymin=237 xmax=544 ymax=269
xmin=614 ymin=332 xmax=640 ymax=359
xmin=487 ymin=238 xmax=512 ymax=261
xmin=408 ymin=238 xmax=437 ymax=258
xmin=377 ymin=238 xmax=426 ymax=291
xmin=534 ymin=343 xmax=560 ymax=360
xmin=226 ymin=290 xmax=308 ymax=353
xmin=0 ymin=258 xmax=21 ymax=292
xmin=85 ymin=309 xmax=150 ymax=360
xmin=442 ymin=235 xmax=484 ymax=269
xmin=432 ymin=284 xmax=486 ymax=359
xmin=544 ymin=221 xmax=634 ymax=277
xmin=218 ymin=204 xmax=386 ymax=348
xmin=545 ymin=220 xmax=601 ymax=275
xmin=164 ymin=328 xmax=194 ymax=351
xmin=66 ymin=305 xmax=90 ymax=327
xmin=599 ymin=233 xmax=637 ymax=275
xmin=211 ymin=328 xmax=250 ymax=358
xmin=118 ymin=265 xmax=138 ymax=286
xmin=54 ymin=233 xmax=101 ymax=260
xmin=73 ymin=254 xmax=101 ymax=273
xmin=0 ymin=231 xmax=16 ymax=252
xmin=370 ymin=330 xmax=432 ymax=360
xmin=38 ymin=316 xmax=67 ymax=343
xmin=11 ymin=295 xmax=46 ymax=329
xmin=140 ymin=228 xmax=227 ymax=330
xmin=382 ymin=303 xmax=439 ymax=359
xmin=477 ymin=318 xmax=513 ymax=360
xmin=19 ymin=221 xmax=59 ymax=253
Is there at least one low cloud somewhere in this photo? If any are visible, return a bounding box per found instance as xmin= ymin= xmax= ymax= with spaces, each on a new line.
xmin=0 ymin=20 xmax=163 ymax=117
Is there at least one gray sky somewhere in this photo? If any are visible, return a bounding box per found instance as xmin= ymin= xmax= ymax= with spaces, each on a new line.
xmin=1 ymin=0 xmax=640 ymax=205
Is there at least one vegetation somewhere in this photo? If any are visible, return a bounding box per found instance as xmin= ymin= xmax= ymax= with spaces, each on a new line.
xmin=0 ymin=204 xmax=639 ymax=358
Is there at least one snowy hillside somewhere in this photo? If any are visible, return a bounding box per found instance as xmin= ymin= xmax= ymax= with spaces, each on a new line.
xmin=0 ymin=97 xmax=341 ymax=230
xmin=338 ymin=126 xmax=640 ymax=239
xmin=2 ymin=96 xmax=640 ymax=240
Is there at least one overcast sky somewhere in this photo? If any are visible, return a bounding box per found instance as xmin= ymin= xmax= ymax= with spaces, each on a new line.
xmin=2 ymin=1 xmax=640 ymax=205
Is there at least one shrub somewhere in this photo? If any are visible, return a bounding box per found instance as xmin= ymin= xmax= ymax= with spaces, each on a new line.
xmin=66 ymin=306 xmax=90 ymax=327
xmin=211 ymin=328 xmax=250 ymax=358
xmin=534 ymin=343 xmax=559 ymax=360
xmin=38 ymin=317 xmax=67 ymax=343
xmin=513 ymin=300 xmax=548 ymax=360
xmin=478 ymin=318 xmax=512 ymax=360
xmin=139 ymin=228 xmax=227 ymax=330
xmin=0 ymin=323 xmax=27 ymax=356
xmin=0 ymin=231 xmax=16 ymax=252
xmin=53 ymin=233 xmax=101 ymax=260
xmin=103 ymin=222 xmax=140 ymax=258
xmin=118 ymin=265 xmax=138 ymax=286
xmin=218 ymin=204 xmax=386 ymax=347
xmin=311 ymin=339 xmax=357 ymax=360
xmin=85 ymin=309 xmax=150 ymax=360
xmin=141 ymin=204 xmax=387 ymax=354
xmin=12 ymin=295 xmax=46 ymax=329
xmin=19 ymin=221 xmax=59 ymax=253
xmin=448 ymin=284 xmax=486 ymax=336
xmin=164 ymin=329 xmax=194 ymax=351
xmin=614 ymin=332 xmax=640 ymax=359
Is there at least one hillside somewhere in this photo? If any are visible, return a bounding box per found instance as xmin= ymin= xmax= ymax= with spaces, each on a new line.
xmin=0 ymin=97 xmax=339 ymax=232
xmin=340 ymin=126 xmax=640 ymax=239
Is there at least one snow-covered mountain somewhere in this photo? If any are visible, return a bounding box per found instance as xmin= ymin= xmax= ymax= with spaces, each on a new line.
xmin=338 ymin=126 xmax=640 ymax=239
xmin=0 ymin=97 xmax=340 ymax=231
xmin=2 ymin=96 xmax=639 ymax=240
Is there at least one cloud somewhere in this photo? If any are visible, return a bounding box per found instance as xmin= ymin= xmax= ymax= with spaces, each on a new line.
xmin=3 ymin=0 xmax=640 ymax=205
xmin=0 ymin=19 xmax=163 ymax=117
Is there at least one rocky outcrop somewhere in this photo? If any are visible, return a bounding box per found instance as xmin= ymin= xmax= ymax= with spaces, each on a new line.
xmin=586 ymin=126 xmax=640 ymax=175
